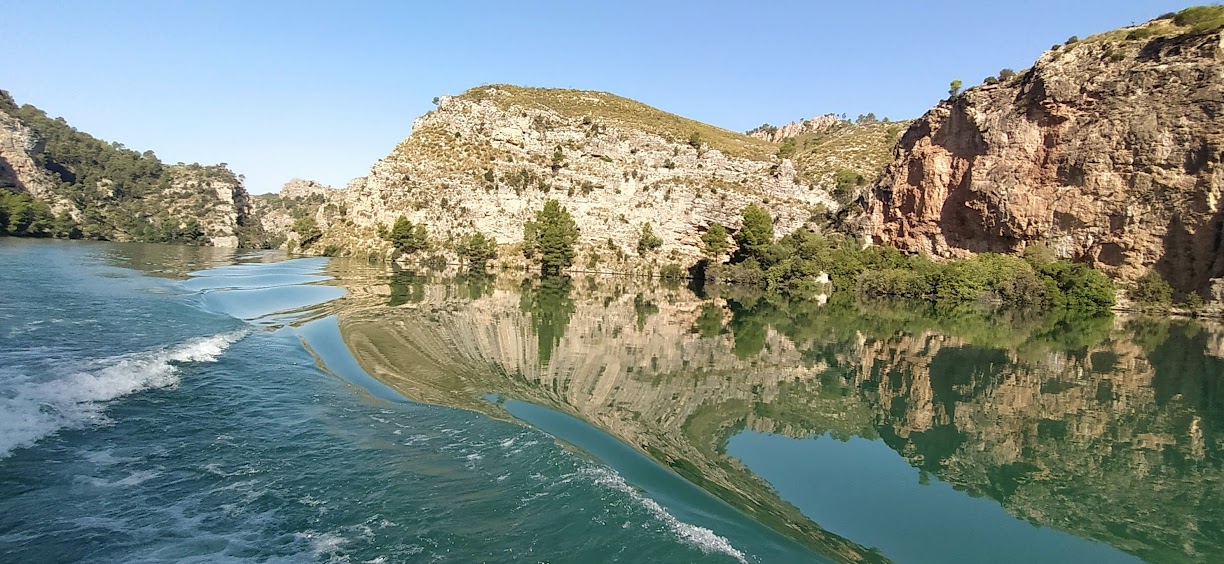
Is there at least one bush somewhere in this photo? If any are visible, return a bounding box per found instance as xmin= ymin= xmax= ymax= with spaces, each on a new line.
xmin=688 ymin=132 xmax=703 ymax=150
xmin=385 ymin=216 xmax=428 ymax=254
xmin=734 ymin=204 xmax=774 ymax=262
xmin=998 ymin=68 xmax=1017 ymax=81
xmin=832 ymin=169 xmax=866 ymax=201
xmin=1126 ymin=28 xmax=1155 ymax=40
xmin=776 ymin=138 xmax=797 ymax=159
xmin=457 ymin=232 xmax=498 ymax=271
xmin=637 ymin=222 xmax=662 ymax=255
xmin=1174 ymin=5 xmax=1224 ymax=31
xmin=701 ymin=223 xmax=730 ymax=259
xmin=293 ymin=216 xmax=322 ymax=248
xmin=1128 ymin=271 xmax=1173 ymax=306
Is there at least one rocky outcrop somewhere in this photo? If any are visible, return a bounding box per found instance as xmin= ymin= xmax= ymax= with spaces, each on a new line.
xmin=160 ymin=165 xmax=258 ymax=248
xmin=748 ymin=114 xmax=844 ymax=142
xmin=278 ymin=177 xmax=333 ymax=200
xmin=312 ymin=85 xmax=838 ymax=265
xmin=864 ymin=22 xmax=1224 ymax=295
xmin=252 ymin=178 xmax=337 ymax=246
xmin=0 ymin=112 xmax=63 ymax=204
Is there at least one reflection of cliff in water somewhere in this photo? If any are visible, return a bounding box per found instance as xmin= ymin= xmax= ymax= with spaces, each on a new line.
xmin=849 ymin=319 xmax=1223 ymax=564
xmin=326 ymin=261 xmax=1224 ymax=564
xmin=331 ymin=267 xmax=885 ymax=563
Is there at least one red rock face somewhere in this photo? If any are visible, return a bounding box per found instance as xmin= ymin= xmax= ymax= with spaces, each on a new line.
xmin=865 ymin=29 xmax=1224 ymax=294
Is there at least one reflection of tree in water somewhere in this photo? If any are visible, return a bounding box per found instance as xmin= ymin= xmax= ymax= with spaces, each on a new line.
xmin=387 ymin=270 xmax=426 ymax=306
xmin=453 ymin=272 xmax=495 ymax=301
xmin=632 ymin=293 xmax=658 ymax=331
xmin=1132 ymin=318 xmax=1224 ymax=439
xmin=518 ymin=276 xmax=575 ymax=365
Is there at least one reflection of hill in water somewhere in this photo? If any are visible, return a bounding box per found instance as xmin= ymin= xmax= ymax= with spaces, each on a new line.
xmin=325 ymin=262 xmax=1224 ymax=563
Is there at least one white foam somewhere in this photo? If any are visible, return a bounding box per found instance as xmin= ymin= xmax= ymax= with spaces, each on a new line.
xmin=0 ymin=331 xmax=246 ymax=459
xmin=583 ymin=466 xmax=748 ymax=563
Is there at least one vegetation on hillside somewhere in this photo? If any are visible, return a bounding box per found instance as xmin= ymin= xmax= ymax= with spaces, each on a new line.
xmin=0 ymin=90 xmax=259 ymax=246
xmin=1085 ymin=5 xmax=1224 ymax=42
xmin=456 ymin=231 xmax=498 ymax=271
xmin=701 ymin=204 xmax=1116 ymax=314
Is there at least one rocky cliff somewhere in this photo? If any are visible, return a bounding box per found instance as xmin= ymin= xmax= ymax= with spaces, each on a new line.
xmin=252 ymin=178 xmax=338 ymax=246
xmin=863 ymin=14 xmax=1224 ymax=297
xmin=310 ymin=85 xmax=846 ymax=265
xmin=0 ymin=89 xmax=261 ymax=247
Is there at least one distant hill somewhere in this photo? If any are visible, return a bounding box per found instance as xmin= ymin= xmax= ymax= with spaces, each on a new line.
xmin=0 ymin=90 xmax=262 ymax=247
xmin=297 ymin=84 xmax=901 ymax=269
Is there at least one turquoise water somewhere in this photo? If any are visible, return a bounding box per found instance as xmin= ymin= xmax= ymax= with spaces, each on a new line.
xmin=0 ymin=240 xmax=768 ymax=563
xmin=2 ymin=239 xmax=1221 ymax=563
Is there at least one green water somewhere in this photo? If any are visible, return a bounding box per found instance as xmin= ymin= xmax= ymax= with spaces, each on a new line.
xmin=1 ymin=241 xmax=1221 ymax=563
xmin=324 ymin=260 xmax=1223 ymax=563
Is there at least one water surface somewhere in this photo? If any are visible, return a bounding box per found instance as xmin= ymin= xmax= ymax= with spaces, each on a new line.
xmin=1 ymin=240 xmax=1221 ymax=563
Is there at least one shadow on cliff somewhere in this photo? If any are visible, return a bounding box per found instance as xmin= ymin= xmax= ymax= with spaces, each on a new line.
xmin=926 ymin=99 xmax=1012 ymax=254
xmin=0 ymin=155 xmax=27 ymax=193
xmin=1155 ymin=205 xmax=1224 ymax=298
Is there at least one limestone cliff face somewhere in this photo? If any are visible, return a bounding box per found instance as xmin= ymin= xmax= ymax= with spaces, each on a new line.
xmin=160 ymin=165 xmax=258 ymax=248
xmin=865 ymin=24 xmax=1224 ymax=294
xmin=315 ymin=85 xmax=837 ymax=264
xmin=748 ymin=114 xmax=843 ymax=142
xmin=252 ymin=178 xmax=337 ymax=246
xmin=0 ymin=112 xmax=65 ymax=205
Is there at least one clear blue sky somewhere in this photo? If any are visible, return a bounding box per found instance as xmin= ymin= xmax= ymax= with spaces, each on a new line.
xmin=1 ymin=0 xmax=1194 ymax=193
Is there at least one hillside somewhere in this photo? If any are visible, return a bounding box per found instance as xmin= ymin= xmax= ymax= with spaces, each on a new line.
xmin=0 ymin=90 xmax=262 ymax=247
xmin=745 ymin=115 xmax=912 ymax=202
xmin=304 ymin=85 xmax=843 ymax=267
xmin=862 ymin=7 xmax=1224 ymax=300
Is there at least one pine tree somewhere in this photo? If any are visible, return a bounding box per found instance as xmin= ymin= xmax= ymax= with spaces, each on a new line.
xmin=523 ymin=199 xmax=579 ymax=275
xmin=701 ymin=223 xmax=729 ymax=259
xmin=734 ymin=204 xmax=773 ymax=262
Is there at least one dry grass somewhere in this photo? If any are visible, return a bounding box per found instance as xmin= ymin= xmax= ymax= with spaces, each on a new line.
xmin=459 ymin=85 xmax=777 ymax=161
xmin=1085 ymin=5 xmax=1224 ymax=43
xmin=790 ymin=121 xmax=910 ymax=186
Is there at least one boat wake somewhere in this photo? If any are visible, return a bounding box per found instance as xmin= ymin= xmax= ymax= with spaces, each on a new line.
xmin=0 ymin=331 xmax=247 ymax=459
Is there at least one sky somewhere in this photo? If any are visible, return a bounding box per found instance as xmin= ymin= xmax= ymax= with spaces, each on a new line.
xmin=1 ymin=1 xmax=1196 ymax=194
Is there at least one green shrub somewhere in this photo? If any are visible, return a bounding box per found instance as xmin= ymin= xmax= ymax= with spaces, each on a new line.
xmin=457 ymin=231 xmax=498 ymax=271
xmin=293 ymin=216 xmax=322 ymax=248
xmin=385 ymin=216 xmax=428 ymax=254
xmin=1126 ymin=27 xmax=1155 ymax=40
xmin=523 ymin=199 xmax=580 ymax=275
xmin=1128 ymin=271 xmax=1173 ymax=306
xmin=734 ymin=204 xmax=774 ymax=262
xmin=637 ymin=222 xmax=662 ymax=255
xmin=1174 ymin=5 xmax=1224 ymax=31
xmin=776 ymin=138 xmax=797 ymax=159
xmin=701 ymin=223 xmax=729 ymax=259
